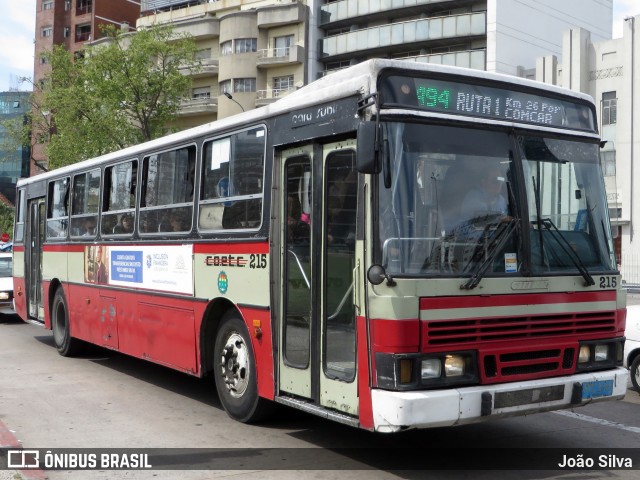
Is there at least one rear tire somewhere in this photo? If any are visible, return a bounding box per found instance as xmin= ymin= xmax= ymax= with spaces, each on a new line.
xmin=630 ymin=355 xmax=640 ymax=391
xmin=51 ymin=287 xmax=82 ymax=357
xmin=213 ymin=311 xmax=274 ymax=423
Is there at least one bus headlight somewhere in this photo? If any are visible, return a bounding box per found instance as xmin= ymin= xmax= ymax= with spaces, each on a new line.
xmin=576 ymin=338 xmax=624 ymax=372
xmin=420 ymin=359 xmax=441 ymax=379
xmin=578 ymin=345 xmax=591 ymax=364
xmin=376 ymin=351 xmax=478 ymax=390
xmin=444 ymin=355 xmax=466 ymax=377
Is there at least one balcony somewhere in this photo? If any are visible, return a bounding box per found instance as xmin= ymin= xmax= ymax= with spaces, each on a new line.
xmin=256 ymin=45 xmax=304 ymax=68
xmin=172 ymin=17 xmax=220 ymax=39
xmin=321 ymin=0 xmax=459 ymax=27
xmin=255 ymin=87 xmax=295 ymax=106
xmin=180 ymin=58 xmax=219 ymax=78
xmin=403 ymin=48 xmax=486 ymax=70
xmin=179 ymin=96 xmax=218 ymax=117
xmin=322 ymin=12 xmax=486 ymax=60
xmin=257 ymin=2 xmax=306 ymax=28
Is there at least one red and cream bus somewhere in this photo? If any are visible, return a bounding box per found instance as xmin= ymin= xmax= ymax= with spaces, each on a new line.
xmin=13 ymin=59 xmax=627 ymax=432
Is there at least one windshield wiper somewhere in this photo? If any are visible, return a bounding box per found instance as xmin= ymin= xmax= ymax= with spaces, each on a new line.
xmin=461 ymin=217 xmax=518 ymax=290
xmin=538 ymin=218 xmax=595 ymax=286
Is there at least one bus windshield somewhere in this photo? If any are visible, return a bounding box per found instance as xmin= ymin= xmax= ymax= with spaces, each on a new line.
xmin=377 ymin=122 xmax=616 ymax=277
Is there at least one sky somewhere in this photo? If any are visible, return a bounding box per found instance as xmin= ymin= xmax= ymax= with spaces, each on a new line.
xmin=0 ymin=0 xmax=639 ymax=92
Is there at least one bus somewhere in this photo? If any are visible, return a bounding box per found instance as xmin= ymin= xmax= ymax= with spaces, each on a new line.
xmin=13 ymin=59 xmax=628 ymax=432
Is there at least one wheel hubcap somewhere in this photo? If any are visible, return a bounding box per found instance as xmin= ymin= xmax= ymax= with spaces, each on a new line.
xmin=219 ymin=333 xmax=249 ymax=398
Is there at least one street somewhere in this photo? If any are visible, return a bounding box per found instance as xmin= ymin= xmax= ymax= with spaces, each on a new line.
xmin=1 ymin=310 xmax=640 ymax=480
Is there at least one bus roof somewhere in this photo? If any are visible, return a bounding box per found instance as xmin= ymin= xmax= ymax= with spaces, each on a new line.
xmin=18 ymin=58 xmax=596 ymax=187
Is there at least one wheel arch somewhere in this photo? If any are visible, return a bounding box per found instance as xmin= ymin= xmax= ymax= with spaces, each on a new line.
xmin=199 ymin=297 xmax=242 ymax=377
xmin=47 ymin=278 xmax=63 ymax=330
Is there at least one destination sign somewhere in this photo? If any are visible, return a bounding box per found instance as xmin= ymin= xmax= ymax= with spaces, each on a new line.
xmin=380 ymin=74 xmax=596 ymax=131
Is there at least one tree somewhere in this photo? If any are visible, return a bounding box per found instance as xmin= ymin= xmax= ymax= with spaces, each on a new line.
xmin=40 ymin=23 xmax=199 ymax=169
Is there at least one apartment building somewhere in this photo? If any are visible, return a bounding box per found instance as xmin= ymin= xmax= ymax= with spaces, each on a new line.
xmin=531 ymin=17 xmax=640 ymax=284
xmin=313 ymin=0 xmax=612 ymax=78
xmin=32 ymin=0 xmax=140 ymax=174
xmin=138 ymin=0 xmax=308 ymax=127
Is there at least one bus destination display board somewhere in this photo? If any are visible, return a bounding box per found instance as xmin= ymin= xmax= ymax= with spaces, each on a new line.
xmin=380 ymin=74 xmax=596 ymax=131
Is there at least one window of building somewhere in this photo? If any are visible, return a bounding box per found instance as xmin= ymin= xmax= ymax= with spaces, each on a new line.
xmin=77 ymin=0 xmax=93 ymax=15
xmin=602 ymin=91 xmax=617 ymax=125
xmin=601 ymin=150 xmax=616 ymax=177
xmin=195 ymin=48 xmax=212 ymax=60
xmin=42 ymin=1 xmax=54 ymax=11
xmin=141 ymin=145 xmax=196 ymax=234
xmin=63 ymin=26 xmax=71 ymax=38
xmin=273 ymin=35 xmax=293 ymax=57
xmin=199 ymin=127 xmax=266 ymax=231
xmin=219 ymin=80 xmax=231 ymax=94
xmin=102 ymin=160 xmax=137 ymax=236
xmin=47 ymin=177 xmax=70 ymax=239
xmin=273 ymin=75 xmax=294 ymax=95
xmin=70 ymin=169 xmax=101 ymax=238
xmin=64 ymin=0 xmax=71 ymax=11
xmin=220 ymin=40 xmax=232 ymax=56
xmin=41 ymin=26 xmax=53 ymax=38
xmin=76 ymin=24 xmax=91 ymax=42
xmin=234 ymin=78 xmax=256 ymax=93
xmin=234 ymin=38 xmax=257 ymax=54
xmin=192 ymin=86 xmax=211 ymax=99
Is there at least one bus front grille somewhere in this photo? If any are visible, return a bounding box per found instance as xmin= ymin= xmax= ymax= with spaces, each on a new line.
xmin=424 ymin=311 xmax=617 ymax=345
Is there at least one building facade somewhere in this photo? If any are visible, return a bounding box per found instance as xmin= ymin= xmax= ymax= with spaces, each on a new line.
xmin=312 ymin=0 xmax=612 ymax=79
xmin=32 ymin=0 xmax=140 ymax=174
xmin=137 ymin=0 xmax=308 ymax=127
xmin=533 ymin=16 xmax=640 ymax=284
xmin=0 ymin=92 xmax=31 ymax=204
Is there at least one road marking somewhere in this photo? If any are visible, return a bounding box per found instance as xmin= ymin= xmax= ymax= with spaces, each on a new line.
xmin=552 ymin=410 xmax=640 ymax=434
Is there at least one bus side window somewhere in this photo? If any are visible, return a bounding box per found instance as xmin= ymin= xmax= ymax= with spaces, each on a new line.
xmin=46 ymin=177 xmax=70 ymax=239
xmin=70 ymin=169 xmax=101 ymax=238
xmin=102 ymin=159 xmax=137 ymax=236
xmin=199 ymin=127 xmax=265 ymax=232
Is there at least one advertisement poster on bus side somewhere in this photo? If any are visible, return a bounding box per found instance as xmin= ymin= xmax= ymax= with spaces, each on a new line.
xmin=84 ymin=245 xmax=193 ymax=295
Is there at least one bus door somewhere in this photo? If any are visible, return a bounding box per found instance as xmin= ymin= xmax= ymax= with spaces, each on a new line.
xmin=278 ymin=140 xmax=359 ymax=417
xmin=26 ymin=198 xmax=46 ymax=322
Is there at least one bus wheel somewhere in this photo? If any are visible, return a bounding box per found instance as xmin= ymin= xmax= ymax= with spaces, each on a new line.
xmin=51 ymin=287 xmax=82 ymax=357
xmin=631 ymin=356 xmax=640 ymax=391
xmin=213 ymin=311 xmax=273 ymax=423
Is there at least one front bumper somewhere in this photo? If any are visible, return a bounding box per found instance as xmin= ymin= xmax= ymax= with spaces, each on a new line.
xmin=371 ymin=367 xmax=628 ymax=432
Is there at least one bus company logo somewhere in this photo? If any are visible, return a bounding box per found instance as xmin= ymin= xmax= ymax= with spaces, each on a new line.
xmin=146 ymin=254 xmax=152 ymax=269
xmin=7 ymin=450 xmax=40 ymax=469
xmin=217 ymin=271 xmax=228 ymax=294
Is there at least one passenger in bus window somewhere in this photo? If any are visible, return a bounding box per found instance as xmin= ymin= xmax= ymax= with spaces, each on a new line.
xmin=287 ymin=196 xmax=309 ymax=244
xmin=81 ymin=217 xmax=96 ymax=236
xmin=459 ymin=165 xmax=509 ymax=222
xmin=113 ymin=213 xmax=133 ymax=234
xmin=169 ymin=211 xmax=186 ymax=232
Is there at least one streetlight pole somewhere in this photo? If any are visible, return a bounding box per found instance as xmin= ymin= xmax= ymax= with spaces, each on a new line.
xmin=223 ymin=92 xmax=245 ymax=112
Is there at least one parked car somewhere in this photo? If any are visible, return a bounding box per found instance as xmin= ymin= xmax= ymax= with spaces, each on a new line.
xmin=624 ymin=304 xmax=640 ymax=391
xmin=0 ymin=252 xmax=15 ymax=315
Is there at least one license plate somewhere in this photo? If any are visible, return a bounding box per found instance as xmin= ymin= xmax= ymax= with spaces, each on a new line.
xmin=581 ymin=380 xmax=613 ymax=399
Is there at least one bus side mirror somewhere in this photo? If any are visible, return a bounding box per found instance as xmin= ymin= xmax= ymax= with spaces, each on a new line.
xmin=357 ymin=121 xmax=380 ymax=174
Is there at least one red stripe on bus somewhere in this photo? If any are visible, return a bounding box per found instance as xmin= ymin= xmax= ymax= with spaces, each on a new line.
xmin=43 ymin=244 xmax=86 ymax=253
xmin=420 ymin=291 xmax=616 ymax=310
xmin=238 ymin=306 xmax=275 ymax=401
xmin=193 ymin=242 xmax=269 ymax=255
xmin=357 ymin=315 xmax=374 ymax=430
xmin=12 ymin=245 xmax=24 ymax=252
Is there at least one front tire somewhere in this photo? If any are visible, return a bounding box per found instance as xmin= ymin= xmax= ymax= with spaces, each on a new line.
xmin=213 ymin=311 xmax=273 ymax=423
xmin=630 ymin=355 xmax=640 ymax=391
xmin=51 ymin=287 xmax=82 ymax=357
